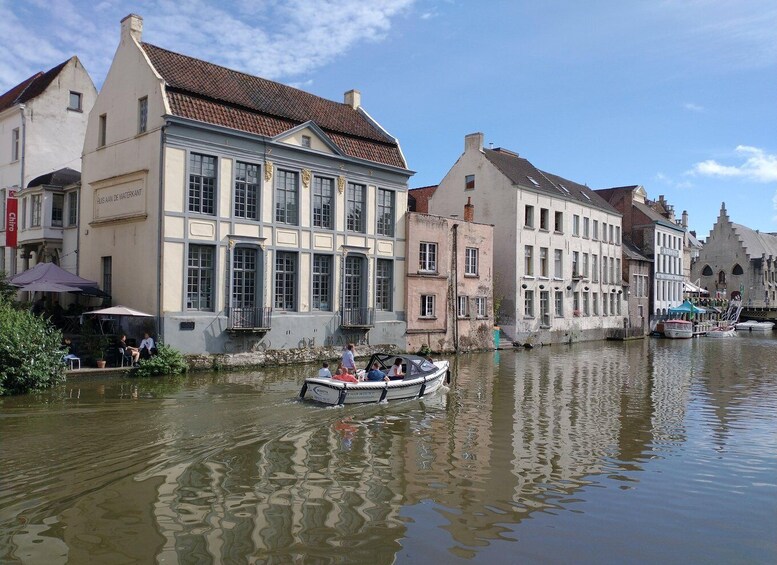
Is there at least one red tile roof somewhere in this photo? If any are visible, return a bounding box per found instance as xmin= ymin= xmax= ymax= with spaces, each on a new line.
xmin=142 ymin=43 xmax=406 ymax=169
xmin=0 ymin=59 xmax=70 ymax=113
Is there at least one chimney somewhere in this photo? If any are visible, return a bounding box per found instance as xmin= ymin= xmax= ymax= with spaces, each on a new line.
xmin=465 ymin=132 xmax=484 ymax=153
xmin=121 ymin=13 xmax=143 ymax=43
xmin=344 ymin=89 xmax=361 ymax=109
xmin=464 ymin=197 xmax=474 ymax=222
xmin=681 ymin=210 xmax=688 ymax=228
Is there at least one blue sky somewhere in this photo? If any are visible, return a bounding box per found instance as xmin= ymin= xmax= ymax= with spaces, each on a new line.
xmin=2 ymin=0 xmax=775 ymax=237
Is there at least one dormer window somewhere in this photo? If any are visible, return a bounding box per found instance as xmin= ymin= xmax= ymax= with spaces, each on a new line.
xmin=68 ymin=91 xmax=82 ymax=111
xmin=301 ymin=135 xmax=311 ymax=148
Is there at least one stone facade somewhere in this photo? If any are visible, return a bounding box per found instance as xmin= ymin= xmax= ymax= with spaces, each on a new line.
xmin=405 ymin=210 xmax=494 ymax=353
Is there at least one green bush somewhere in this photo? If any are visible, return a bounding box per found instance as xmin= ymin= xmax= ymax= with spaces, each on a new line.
xmin=132 ymin=343 xmax=188 ymax=377
xmin=0 ymin=300 xmax=66 ymax=395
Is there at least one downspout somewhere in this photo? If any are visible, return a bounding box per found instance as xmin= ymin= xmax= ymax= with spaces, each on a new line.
xmin=13 ymin=104 xmax=27 ymax=276
xmin=452 ymin=223 xmax=459 ymax=351
xmin=157 ymin=125 xmax=166 ymax=344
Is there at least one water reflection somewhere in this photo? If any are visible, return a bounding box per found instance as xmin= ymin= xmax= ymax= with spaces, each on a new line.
xmin=1 ymin=339 xmax=776 ymax=563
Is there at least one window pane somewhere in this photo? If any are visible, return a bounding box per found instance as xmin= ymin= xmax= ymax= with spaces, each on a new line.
xmin=313 ymin=177 xmax=333 ymax=229
xmin=312 ymin=254 xmax=332 ymax=310
xmin=189 ymin=153 xmax=217 ymax=215
xmin=377 ymin=188 xmax=394 ymax=236
xmin=376 ymin=259 xmax=392 ymax=310
xmin=234 ymin=162 xmax=260 ymax=220
xmin=346 ymin=183 xmax=365 ymax=232
xmin=188 ymin=245 xmax=214 ymax=310
xmin=274 ymin=251 xmax=296 ymax=310
xmin=275 ymin=170 xmax=298 ymax=224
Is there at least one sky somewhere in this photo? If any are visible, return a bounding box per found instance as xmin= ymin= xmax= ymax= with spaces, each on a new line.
xmin=2 ymin=0 xmax=775 ymax=238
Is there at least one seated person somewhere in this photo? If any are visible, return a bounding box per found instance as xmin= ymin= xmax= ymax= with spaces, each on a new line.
xmin=62 ymin=338 xmax=79 ymax=364
xmin=318 ymin=361 xmax=332 ymax=378
xmin=118 ymin=335 xmax=140 ymax=366
xmin=333 ymin=365 xmax=358 ymax=383
xmin=139 ymin=332 xmax=156 ymax=360
xmin=366 ymin=361 xmax=389 ymax=382
xmin=387 ymin=357 xmax=404 ymax=379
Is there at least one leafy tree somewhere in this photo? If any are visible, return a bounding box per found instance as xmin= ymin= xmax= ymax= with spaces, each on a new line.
xmin=0 ymin=271 xmax=18 ymax=304
xmin=0 ymin=300 xmax=66 ymax=395
xmin=132 ymin=343 xmax=188 ymax=378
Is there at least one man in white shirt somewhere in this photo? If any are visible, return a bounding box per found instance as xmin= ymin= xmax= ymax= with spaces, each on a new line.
xmin=139 ymin=333 xmax=155 ymax=360
xmin=318 ymin=362 xmax=332 ymax=378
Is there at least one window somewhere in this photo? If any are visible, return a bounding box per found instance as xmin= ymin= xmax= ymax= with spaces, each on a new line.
xmin=540 ymin=208 xmax=549 ymax=230
xmin=573 ymin=214 xmax=580 ymax=236
xmin=616 ymin=258 xmax=621 ymax=281
xmin=702 ymin=265 xmax=713 ymax=276
xmin=346 ymin=182 xmax=365 ymax=232
xmin=138 ymin=96 xmax=148 ymax=134
xmin=31 ymin=194 xmax=41 ymax=227
xmin=274 ymin=251 xmax=297 ymax=310
xmin=457 ymin=295 xmax=470 ymax=318
xmin=554 ymin=211 xmax=563 ymax=233
xmin=592 ymin=254 xmax=599 ymax=283
xmin=524 ymin=205 xmax=534 ymax=228
xmin=582 ymin=253 xmax=589 ymax=278
xmin=376 ymin=188 xmax=395 ymax=236
xmin=603 ymin=223 xmax=608 ymax=242
xmin=609 ymin=224 xmax=614 ymax=243
xmin=375 ymin=259 xmax=393 ymax=311
xmin=234 ymin=161 xmax=260 ymax=220
xmin=102 ymin=256 xmax=112 ymax=299
xmin=52 ymin=194 xmax=64 ymax=227
xmin=343 ymin=256 xmax=365 ymax=314
xmin=572 ymin=251 xmax=579 ymax=277
xmin=21 ymin=197 xmax=26 ymax=229
xmin=602 ymin=257 xmax=608 ymax=284
xmin=475 ymin=297 xmax=487 ymax=318
xmin=554 ymin=291 xmax=564 ymax=317
xmin=573 ymin=292 xmax=580 ymax=314
xmin=419 ymin=242 xmax=437 ymax=272
xmin=615 ymin=226 xmax=621 ymax=244
xmin=420 ymin=295 xmax=435 ymax=318
xmin=465 ymin=247 xmax=478 ymax=276
xmin=554 ymin=249 xmax=563 ymax=279
xmin=67 ymin=192 xmax=78 ymax=226
xmin=540 ymin=247 xmax=548 ymax=277
xmin=312 ymin=254 xmax=332 ymax=311
xmin=232 ymin=247 xmax=257 ymax=310
xmin=540 ymin=291 xmax=550 ymax=326
xmin=593 ymin=220 xmax=599 ymax=240
xmin=732 ymin=264 xmax=744 ymax=276
xmin=275 ymin=169 xmax=299 ymax=224
xmin=583 ymin=291 xmax=590 ymax=316
xmin=524 ymin=245 xmax=534 ymax=276
xmin=603 ymin=293 xmax=609 ymax=315
xmin=524 ymin=290 xmax=535 ymax=317
xmin=593 ymin=292 xmax=599 ymax=315
xmin=465 ymin=174 xmax=475 ymax=190
xmin=187 ymin=245 xmax=215 ymax=310
xmin=313 ymin=176 xmax=334 ymax=229
xmin=583 ymin=217 xmax=590 ymax=238
xmin=189 ymin=153 xmax=217 ymax=215
xmin=98 ymin=114 xmax=107 ymax=147
xmin=301 ymin=135 xmax=311 ymax=148
xmin=68 ymin=91 xmax=82 ymax=111
xmin=11 ymin=128 xmax=20 ymax=161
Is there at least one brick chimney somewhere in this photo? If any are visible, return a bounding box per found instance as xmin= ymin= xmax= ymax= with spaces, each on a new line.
xmin=465 ymin=132 xmax=484 ymax=153
xmin=121 ymin=13 xmax=143 ymax=43
xmin=344 ymin=89 xmax=361 ymax=109
xmin=681 ymin=210 xmax=688 ymax=228
xmin=464 ymin=197 xmax=474 ymax=222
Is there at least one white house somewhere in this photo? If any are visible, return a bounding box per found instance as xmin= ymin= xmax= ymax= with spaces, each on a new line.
xmin=430 ymin=133 xmax=625 ymax=345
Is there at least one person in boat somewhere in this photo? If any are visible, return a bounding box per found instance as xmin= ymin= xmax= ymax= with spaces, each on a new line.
xmin=366 ymin=361 xmax=390 ymax=382
xmin=387 ymin=357 xmax=404 ymax=379
xmin=333 ymin=365 xmax=358 ymax=383
xmin=318 ymin=361 xmax=332 ymax=378
xmin=341 ymin=343 xmax=356 ymax=374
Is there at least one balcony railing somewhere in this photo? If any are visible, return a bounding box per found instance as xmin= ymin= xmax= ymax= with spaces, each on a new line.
xmin=340 ymin=307 xmax=375 ymax=328
xmin=227 ymin=306 xmax=272 ymax=331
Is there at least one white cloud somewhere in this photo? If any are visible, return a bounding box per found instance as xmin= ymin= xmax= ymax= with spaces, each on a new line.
xmin=655 ymin=172 xmax=693 ymax=190
xmin=688 ymin=146 xmax=777 ymax=183
xmin=684 ymin=102 xmax=704 ymax=112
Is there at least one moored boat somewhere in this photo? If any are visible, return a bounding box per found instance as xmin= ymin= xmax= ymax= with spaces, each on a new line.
xmin=664 ymin=319 xmax=693 ymax=339
xmin=300 ymin=353 xmax=450 ymax=405
xmin=706 ymin=325 xmax=737 ymax=338
xmin=734 ymin=320 xmax=775 ymax=332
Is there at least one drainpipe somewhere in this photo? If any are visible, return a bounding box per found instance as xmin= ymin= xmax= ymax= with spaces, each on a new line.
xmin=156 ymin=125 xmax=166 ymax=343
xmin=452 ymin=223 xmax=459 ymax=351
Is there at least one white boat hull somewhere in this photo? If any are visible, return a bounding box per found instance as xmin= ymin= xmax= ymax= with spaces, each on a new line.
xmin=301 ymin=360 xmax=450 ymax=405
xmin=706 ymin=327 xmax=736 ymax=338
xmin=664 ymin=320 xmax=693 ymax=339
xmin=735 ymin=321 xmax=775 ymax=332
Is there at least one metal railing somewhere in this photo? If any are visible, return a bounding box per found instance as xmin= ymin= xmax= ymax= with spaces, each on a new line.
xmin=339 ymin=307 xmax=375 ymax=328
xmin=227 ymin=307 xmax=272 ymax=330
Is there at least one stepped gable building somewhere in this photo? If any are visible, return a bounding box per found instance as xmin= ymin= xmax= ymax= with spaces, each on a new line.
xmin=430 ymin=132 xmax=625 ymax=346
xmin=80 ymin=14 xmax=412 ymax=354
xmin=692 ymin=203 xmax=777 ymax=308
xmin=0 ymin=57 xmax=96 ymax=276
xmin=595 ymin=185 xmax=685 ymax=319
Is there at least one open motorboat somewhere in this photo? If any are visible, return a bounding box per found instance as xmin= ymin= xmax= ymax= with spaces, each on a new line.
xmin=735 ymin=320 xmax=775 ymax=332
xmin=706 ymin=325 xmax=737 ymax=338
xmin=663 ymin=319 xmax=693 ymax=339
xmin=299 ymin=353 xmax=450 ymax=405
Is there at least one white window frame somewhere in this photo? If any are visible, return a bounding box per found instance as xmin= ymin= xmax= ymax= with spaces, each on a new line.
xmin=465 ymin=247 xmax=478 ymax=276
xmin=419 ymin=242 xmax=437 ymax=273
xmin=457 ymin=295 xmax=470 ymax=318
xmin=420 ymin=294 xmax=435 ymax=318
xmin=475 ymin=297 xmax=487 ymax=318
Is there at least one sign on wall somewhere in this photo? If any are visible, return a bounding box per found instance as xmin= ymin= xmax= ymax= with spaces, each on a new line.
xmin=92 ymin=172 xmax=148 ymax=222
xmin=5 ymin=190 xmax=17 ymax=248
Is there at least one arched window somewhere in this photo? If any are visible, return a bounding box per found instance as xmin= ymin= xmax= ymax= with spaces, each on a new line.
xmin=702 ymin=265 xmax=713 ymax=276
xmin=718 ymin=270 xmax=726 ymax=285
xmin=732 ymin=264 xmax=744 ymax=275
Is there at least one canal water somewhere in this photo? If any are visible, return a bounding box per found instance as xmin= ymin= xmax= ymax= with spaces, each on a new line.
xmin=1 ymin=335 xmax=775 ymax=563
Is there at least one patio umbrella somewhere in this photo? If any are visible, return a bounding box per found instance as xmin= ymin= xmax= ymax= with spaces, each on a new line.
xmin=18 ymin=281 xmax=84 ymax=293
xmin=9 ymin=262 xmax=107 ymax=296
xmin=83 ymin=306 xmax=153 ymax=317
